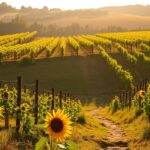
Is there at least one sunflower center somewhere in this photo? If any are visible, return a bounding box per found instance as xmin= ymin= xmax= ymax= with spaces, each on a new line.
xmin=50 ymin=118 xmax=63 ymax=133
xmin=22 ymin=106 xmax=25 ymax=110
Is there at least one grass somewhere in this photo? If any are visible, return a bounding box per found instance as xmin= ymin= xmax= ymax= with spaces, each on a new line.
xmin=98 ymin=106 xmax=150 ymax=149
xmin=0 ymin=104 xmax=108 ymax=150
xmin=0 ymin=130 xmax=13 ymax=150
xmin=71 ymin=104 xmax=108 ymax=149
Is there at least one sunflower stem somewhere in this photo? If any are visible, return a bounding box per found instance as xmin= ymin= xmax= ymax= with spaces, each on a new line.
xmin=50 ymin=136 xmax=53 ymax=150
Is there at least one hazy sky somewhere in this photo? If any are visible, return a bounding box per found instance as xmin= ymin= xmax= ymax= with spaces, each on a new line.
xmin=1 ymin=0 xmax=150 ymax=10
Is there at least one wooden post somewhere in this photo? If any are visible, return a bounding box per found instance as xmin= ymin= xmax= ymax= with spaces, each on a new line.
xmin=133 ymin=87 xmax=136 ymax=96
xmin=144 ymin=78 xmax=148 ymax=91
xmin=142 ymin=79 xmax=145 ymax=90
xmin=24 ymin=85 xmax=26 ymax=93
xmin=119 ymin=93 xmax=122 ymax=106
xmin=139 ymin=81 xmax=143 ymax=90
xmin=125 ymin=91 xmax=128 ymax=107
xmin=122 ymin=93 xmax=124 ymax=109
xmin=121 ymin=93 xmax=124 ymax=109
xmin=2 ymin=92 xmax=9 ymax=129
xmin=64 ymin=93 xmax=67 ymax=102
xmin=69 ymin=96 xmax=72 ymax=106
xmin=0 ymin=81 xmax=2 ymax=88
xmin=129 ymin=87 xmax=132 ymax=108
xmin=51 ymin=88 xmax=55 ymax=110
xmin=35 ymin=80 xmax=39 ymax=124
xmin=59 ymin=91 xmax=62 ymax=109
xmin=16 ymin=76 xmax=21 ymax=133
xmin=136 ymin=84 xmax=139 ymax=92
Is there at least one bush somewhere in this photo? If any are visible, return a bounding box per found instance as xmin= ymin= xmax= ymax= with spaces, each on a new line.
xmin=111 ymin=96 xmax=121 ymax=114
xmin=133 ymin=108 xmax=143 ymax=119
xmin=20 ymin=55 xmax=33 ymax=65
xmin=77 ymin=112 xmax=86 ymax=124
xmin=141 ymin=124 xmax=150 ymax=140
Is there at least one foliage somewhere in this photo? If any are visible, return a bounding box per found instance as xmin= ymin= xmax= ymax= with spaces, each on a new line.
xmin=116 ymin=43 xmax=137 ymax=64
xmin=21 ymin=55 xmax=33 ymax=65
xmin=77 ymin=112 xmax=87 ymax=124
xmin=110 ymin=96 xmax=121 ymax=114
xmin=132 ymin=49 xmax=150 ymax=65
xmin=141 ymin=124 xmax=150 ymax=140
xmin=84 ymin=35 xmax=112 ymax=50
xmin=65 ymin=140 xmax=78 ymax=150
xmin=75 ymin=36 xmax=94 ymax=50
xmin=0 ymin=85 xmax=82 ymax=135
xmin=140 ymin=43 xmax=150 ymax=54
xmin=46 ymin=38 xmax=59 ymax=57
xmin=99 ymin=46 xmax=133 ymax=87
xmin=35 ymin=137 xmax=48 ymax=150
xmin=60 ymin=37 xmax=66 ymax=52
xmin=68 ymin=37 xmax=80 ymax=51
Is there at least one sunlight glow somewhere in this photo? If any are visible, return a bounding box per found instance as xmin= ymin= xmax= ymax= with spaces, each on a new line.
xmin=0 ymin=0 xmax=150 ymax=10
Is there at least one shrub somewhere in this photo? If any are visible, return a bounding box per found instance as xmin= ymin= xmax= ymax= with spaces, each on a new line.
xmin=20 ymin=55 xmax=33 ymax=65
xmin=141 ymin=124 xmax=150 ymax=140
xmin=111 ymin=96 xmax=121 ymax=114
xmin=133 ymin=108 xmax=143 ymax=119
xmin=77 ymin=112 xmax=87 ymax=124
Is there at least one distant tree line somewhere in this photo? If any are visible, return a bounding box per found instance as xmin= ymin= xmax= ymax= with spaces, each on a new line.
xmin=0 ymin=15 xmax=127 ymax=36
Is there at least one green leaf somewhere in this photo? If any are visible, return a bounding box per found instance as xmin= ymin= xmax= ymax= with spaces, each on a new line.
xmin=66 ymin=140 xmax=78 ymax=150
xmin=35 ymin=137 xmax=48 ymax=150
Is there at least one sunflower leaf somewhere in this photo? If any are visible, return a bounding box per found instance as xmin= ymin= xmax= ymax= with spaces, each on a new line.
xmin=65 ymin=140 xmax=78 ymax=150
xmin=35 ymin=137 xmax=48 ymax=150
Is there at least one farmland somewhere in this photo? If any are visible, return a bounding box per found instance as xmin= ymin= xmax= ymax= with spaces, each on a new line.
xmin=0 ymin=31 xmax=150 ymax=102
xmin=0 ymin=30 xmax=150 ymax=149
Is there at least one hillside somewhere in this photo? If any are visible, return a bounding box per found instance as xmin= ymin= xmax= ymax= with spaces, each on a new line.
xmin=0 ymin=3 xmax=150 ymax=36
xmin=0 ymin=55 xmax=149 ymax=105
xmin=0 ymin=31 xmax=150 ymax=104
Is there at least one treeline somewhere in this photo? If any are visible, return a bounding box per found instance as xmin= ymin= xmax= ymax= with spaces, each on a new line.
xmin=0 ymin=2 xmax=16 ymax=13
xmin=0 ymin=16 xmax=126 ymax=36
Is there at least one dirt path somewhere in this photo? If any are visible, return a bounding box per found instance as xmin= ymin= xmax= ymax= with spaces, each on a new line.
xmin=90 ymin=110 xmax=128 ymax=150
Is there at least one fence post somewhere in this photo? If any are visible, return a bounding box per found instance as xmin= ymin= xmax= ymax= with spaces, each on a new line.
xmin=16 ymin=76 xmax=21 ymax=134
xmin=125 ymin=91 xmax=128 ymax=107
xmin=64 ymin=93 xmax=67 ymax=102
xmin=129 ymin=87 xmax=132 ymax=108
xmin=119 ymin=93 xmax=122 ymax=105
xmin=3 ymin=92 xmax=9 ymax=129
xmin=35 ymin=80 xmax=39 ymax=124
xmin=142 ymin=80 xmax=145 ymax=90
xmin=144 ymin=78 xmax=148 ymax=91
xmin=69 ymin=95 xmax=72 ymax=106
xmin=133 ymin=87 xmax=136 ymax=96
xmin=139 ymin=81 xmax=143 ymax=90
xmin=0 ymin=81 xmax=2 ymax=88
xmin=24 ymin=85 xmax=26 ymax=93
xmin=122 ymin=93 xmax=125 ymax=109
xmin=51 ymin=88 xmax=55 ymax=110
xmin=136 ymin=84 xmax=139 ymax=92
xmin=59 ymin=91 xmax=62 ymax=109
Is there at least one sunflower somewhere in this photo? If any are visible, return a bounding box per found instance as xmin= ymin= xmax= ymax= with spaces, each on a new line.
xmin=0 ymin=106 xmax=4 ymax=118
xmin=45 ymin=109 xmax=72 ymax=142
xmin=138 ymin=90 xmax=146 ymax=99
xmin=20 ymin=103 xmax=30 ymax=113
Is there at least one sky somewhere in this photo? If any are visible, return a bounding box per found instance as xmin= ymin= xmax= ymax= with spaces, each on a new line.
xmin=0 ymin=0 xmax=150 ymax=10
